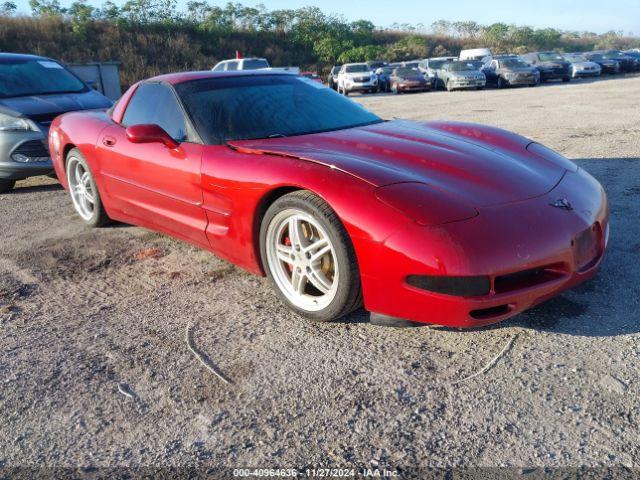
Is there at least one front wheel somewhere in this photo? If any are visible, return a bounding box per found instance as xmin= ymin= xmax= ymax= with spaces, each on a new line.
xmin=66 ymin=148 xmax=110 ymax=227
xmin=0 ymin=179 xmax=15 ymax=193
xmin=260 ymin=191 xmax=362 ymax=322
xmin=562 ymin=77 xmax=571 ymax=83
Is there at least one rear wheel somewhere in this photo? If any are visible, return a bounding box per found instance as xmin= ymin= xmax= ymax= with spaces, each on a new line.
xmin=66 ymin=148 xmax=110 ymax=228
xmin=0 ymin=179 xmax=15 ymax=193
xmin=260 ymin=191 xmax=362 ymax=322
xmin=562 ymin=76 xmax=571 ymax=83
xmin=497 ymin=77 xmax=506 ymax=89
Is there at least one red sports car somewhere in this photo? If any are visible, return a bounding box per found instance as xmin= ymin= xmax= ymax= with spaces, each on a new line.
xmin=48 ymin=71 xmax=609 ymax=328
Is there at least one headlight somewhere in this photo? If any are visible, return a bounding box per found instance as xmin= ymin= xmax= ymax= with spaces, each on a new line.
xmin=375 ymin=182 xmax=478 ymax=227
xmin=526 ymin=143 xmax=578 ymax=172
xmin=0 ymin=112 xmax=37 ymax=132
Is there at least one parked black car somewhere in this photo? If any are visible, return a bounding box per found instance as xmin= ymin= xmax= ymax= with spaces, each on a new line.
xmin=521 ymin=52 xmax=571 ymax=82
xmin=0 ymin=53 xmax=112 ymax=193
xmin=375 ymin=66 xmax=393 ymax=92
xmin=594 ymin=50 xmax=639 ymax=72
xmin=366 ymin=60 xmax=387 ymax=71
xmin=583 ymin=53 xmax=621 ymax=74
xmin=483 ymin=56 xmax=540 ymax=88
xmin=623 ymin=50 xmax=640 ymax=63
xmin=327 ymin=65 xmax=341 ymax=90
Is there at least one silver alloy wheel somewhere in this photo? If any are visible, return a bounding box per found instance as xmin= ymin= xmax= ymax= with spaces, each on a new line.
xmin=67 ymin=156 xmax=95 ymax=221
xmin=265 ymin=208 xmax=339 ymax=312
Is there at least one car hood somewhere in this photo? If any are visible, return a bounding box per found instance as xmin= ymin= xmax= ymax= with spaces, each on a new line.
xmin=229 ymin=120 xmax=566 ymax=208
xmin=397 ymin=75 xmax=425 ymax=82
xmin=0 ymin=90 xmax=112 ymax=124
xmin=501 ymin=67 xmax=538 ymax=74
xmin=573 ymin=61 xmax=600 ymax=68
xmin=537 ymin=61 xmax=570 ymax=69
xmin=342 ymin=72 xmax=373 ymax=78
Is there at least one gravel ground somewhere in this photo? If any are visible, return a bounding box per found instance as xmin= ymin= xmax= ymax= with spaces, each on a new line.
xmin=1 ymin=75 xmax=639 ymax=478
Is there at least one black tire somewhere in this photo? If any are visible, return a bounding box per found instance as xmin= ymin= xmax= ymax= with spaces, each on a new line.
xmin=259 ymin=190 xmax=363 ymax=322
xmin=562 ymin=77 xmax=571 ymax=83
xmin=497 ymin=77 xmax=505 ymax=89
xmin=65 ymin=148 xmax=110 ymax=228
xmin=0 ymin=179 xmax=15 ymax=193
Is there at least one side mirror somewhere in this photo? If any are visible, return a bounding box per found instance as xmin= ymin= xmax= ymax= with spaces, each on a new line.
xmin=126 ymin=124 xmax=179 ymax=149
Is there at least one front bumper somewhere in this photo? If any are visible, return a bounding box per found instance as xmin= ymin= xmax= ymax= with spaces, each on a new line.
xmin=573 ymin=68 xmax=601 ymax=77
xmin=449 ymin=78 xmax=486 ymax=89
xmin=344 ymin=80 xmax=378 ymax=92
xmin=359 ymin=168 xmax=609 ymax=328
xmin=540 ymin=70 xmax=570 ymax=80
xmin=397 ymin=82 xmax=430 ymax=92
xmin=0 ymin=130 xmax=53 ymax=180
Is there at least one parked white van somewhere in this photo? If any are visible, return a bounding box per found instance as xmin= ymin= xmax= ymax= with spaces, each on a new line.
xmin=459 ymin=48 xmax=493 ymax=61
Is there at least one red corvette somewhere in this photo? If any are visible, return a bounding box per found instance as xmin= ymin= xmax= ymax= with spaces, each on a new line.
xmin=49 ymin=71 xmax=609 ymax=327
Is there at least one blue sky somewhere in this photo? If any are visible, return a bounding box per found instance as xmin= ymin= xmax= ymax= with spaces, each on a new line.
xmin=11 ymin=0 xmax=640 ymax=34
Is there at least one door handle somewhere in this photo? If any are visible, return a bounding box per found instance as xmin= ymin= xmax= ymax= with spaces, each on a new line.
xmin=102 ymin=136 xmax=117 ymax=147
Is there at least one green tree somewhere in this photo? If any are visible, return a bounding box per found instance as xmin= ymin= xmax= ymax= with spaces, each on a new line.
xmin=431 ymin=19 xmax=451 ymax=36
xmin=68 ymin=0 xmax=95 ymax=38
xmin=383 ymin=34 xmax=428 ymax=61
xmin=482 ymin=22 xmax=509 ymax=50
xmin=97 ymin=0 xmax=120 ymax=19
xmin=29 ymin=0 xmax=65 ymax=16
xmin=0 ymin=1 xmax=17 ymax=15
xmin=337 ymin=44 xmax=383 ymax=64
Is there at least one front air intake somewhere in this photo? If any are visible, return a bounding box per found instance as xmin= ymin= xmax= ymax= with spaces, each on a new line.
xmin=406 ymin=275 xmax=490 ymax=297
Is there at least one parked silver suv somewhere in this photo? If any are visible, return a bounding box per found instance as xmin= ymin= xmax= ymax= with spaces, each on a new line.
xmin=0 ymin=53 xmax=112 ymax=193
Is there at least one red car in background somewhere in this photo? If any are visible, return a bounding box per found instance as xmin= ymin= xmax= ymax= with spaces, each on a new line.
xmin=300 ymin=71 xmax=324 ymax=84
xmin=49 ymin=71 xmax=609 ymax=328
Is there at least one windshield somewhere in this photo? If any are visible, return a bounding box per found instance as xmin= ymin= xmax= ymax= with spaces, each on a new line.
xmin=242 ymin=59 xmax=270 ymax=70
xmin=449 ymin=62 xmax=477 ymax=72
xmin=403 ymin=62 xmax=420 ymax=68
xmin=565 ymin=55 xmax=587 ymax=63
xmin=176 ymin=75 xmax=382 ymax=144
xmin=428 ymin=60 xmax=447 ymax=69
xmin=538 ymin=53 xmax=565 ymax=62
xmin=0 ymin=58 xmax=87 ymax=98
xmin=588 ymin=54 xmax=605 ymax=61
xmin=501 ymin=58 xmax=529 ymax=68
xmin=394 ymin=68 xmax=419 ymax=77
xmin=345 ymin=64 xmax=369 ymax=73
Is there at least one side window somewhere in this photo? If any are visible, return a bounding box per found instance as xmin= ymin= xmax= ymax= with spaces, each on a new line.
xmin=226 ymin=61 xmax=238 ymax=71
xmin=122 ymin=83 xmax=189 ymax=142
xmin=212 ymin=63 xmax=225 ymax=72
